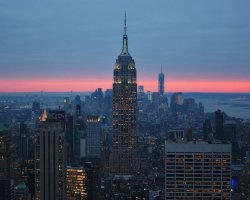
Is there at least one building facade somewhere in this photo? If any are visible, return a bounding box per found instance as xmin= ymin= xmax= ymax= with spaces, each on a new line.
xmin=109 ymin=14 xmax=139 ymax=176
xmin=0 ymin=123 xmax=11 ymax=200
xmin=66 ymin=165 xmax=87 ymax=200
xmin=73 ymin=96 xmax=85 ymax=162
xmin=215 ymin=109 xmax=224 ymax=140
xmin=19 ymin=122 xmax=30 ymax=160
xmin=86 ymin=115 xmax=101 ymax=158
xmin=165 ymin=141 xmax=231 ymax=200
xmin=35 ymin=111 xmax=67 ymax=200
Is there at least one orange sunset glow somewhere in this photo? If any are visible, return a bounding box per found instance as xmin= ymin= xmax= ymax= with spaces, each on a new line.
xmin=0 ymin=80 xmax=249 ymax=93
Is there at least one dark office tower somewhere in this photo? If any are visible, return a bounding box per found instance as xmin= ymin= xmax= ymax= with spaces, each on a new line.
xmin=186 ymin=128 xmax=193 ymax=141
xmin=74 ymin=116 xmax=85 ymax=162
xmin=109 ymin=14 xmax=139 ymax=176
xmin=0 ymin=123 xmax=11 ymax=200
xmin=203 ymin=119 xmax=212 ymax=141
xmin=72 ymin=96 xmax=85 ymax=161
xmin=66 ymin=113 xmax=74 ymax=162
xmin=19 ymin=122 xmax=30 ymax=159
xmin=215 ymin=109 xmax=224 ymax=140
xmin=73 ymin=95 xmax=82 ymax=116
xmin=158 ymin=66 xmax=165 ymax=96
xmin=224 ymin=121 xmax=236 ymax=142
xmin=84 ymin=162 xmax=100 ymax=200
xmin=35 ymin=111 xmax=66 ymax=200
xmin=224 ymin=121 xmax=239 ymax=163
xmin=86 ymin=115 xmax=101 ymax=158
xmin=104 ymin=89 xmax=113 ymax=115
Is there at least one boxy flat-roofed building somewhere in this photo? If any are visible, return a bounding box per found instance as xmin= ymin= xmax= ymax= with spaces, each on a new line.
xmin=165 ymin=141 xmax=231 ymax=200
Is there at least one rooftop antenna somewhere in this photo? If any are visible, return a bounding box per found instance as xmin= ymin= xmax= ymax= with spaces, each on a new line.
xmin=124 ymin=11 xmax=127 ymax=35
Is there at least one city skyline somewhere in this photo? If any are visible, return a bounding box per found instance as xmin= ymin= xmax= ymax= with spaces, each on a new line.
xmin=1 ymin=0 xmax=250 ymax=92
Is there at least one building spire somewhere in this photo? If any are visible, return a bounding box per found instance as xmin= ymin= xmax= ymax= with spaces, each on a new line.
xmin=124 ymin=11 xmax=127 ymax=35
xmin=161 ymin=64 xmax=162 ymax=73
xmin=121 ymin=12 xmax=129 ymax=56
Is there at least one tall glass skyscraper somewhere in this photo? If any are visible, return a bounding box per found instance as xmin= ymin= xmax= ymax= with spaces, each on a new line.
xmin=158 ymin=66 xmax=165 ymax=96
xmin=109 ymin=14 xmax=139 ymax=176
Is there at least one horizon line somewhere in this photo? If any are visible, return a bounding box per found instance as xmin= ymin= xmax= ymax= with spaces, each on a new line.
xmin=1 ymin=91 xmax=250 ymax=94
xmin=1 ymin=80 xmax=250 ymax=93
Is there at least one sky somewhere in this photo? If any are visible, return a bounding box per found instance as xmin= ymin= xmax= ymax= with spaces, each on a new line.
xmin=0 ymin=0 xmax=250 ymax=92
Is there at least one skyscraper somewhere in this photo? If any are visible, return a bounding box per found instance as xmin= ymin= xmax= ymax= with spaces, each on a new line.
xmin=19 ymin=122 xmax=30 ymax=160
xmin=165 ymin=141 xmax=231 ymax=199
xmin=158 ymin=66 xmax=165 ymax=96
xmin=104 ymin=89 xmax=113 ymax=115
xmin=0 ymin=123 xmax=11 ymax=200
xmin=224 ymin=121 xmax=239 ymax=163
xmin=215 ymin=109 xmax=224 ymax=140
xmin=73 ymin=96 xmax=85 ymax=161
xmin=35 ymin=111 xmax=67 ymax=200
xmin=86 ymin=115 xmax=101 ymax=158
xmin=109 ymin=13 xmax=139 ymax=176
xmin=66 ymin=113 xmax=74 ymax=162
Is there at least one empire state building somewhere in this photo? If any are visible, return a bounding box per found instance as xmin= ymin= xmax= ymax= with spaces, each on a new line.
xmin=109 ymin=14 xmax=139 ymax=176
